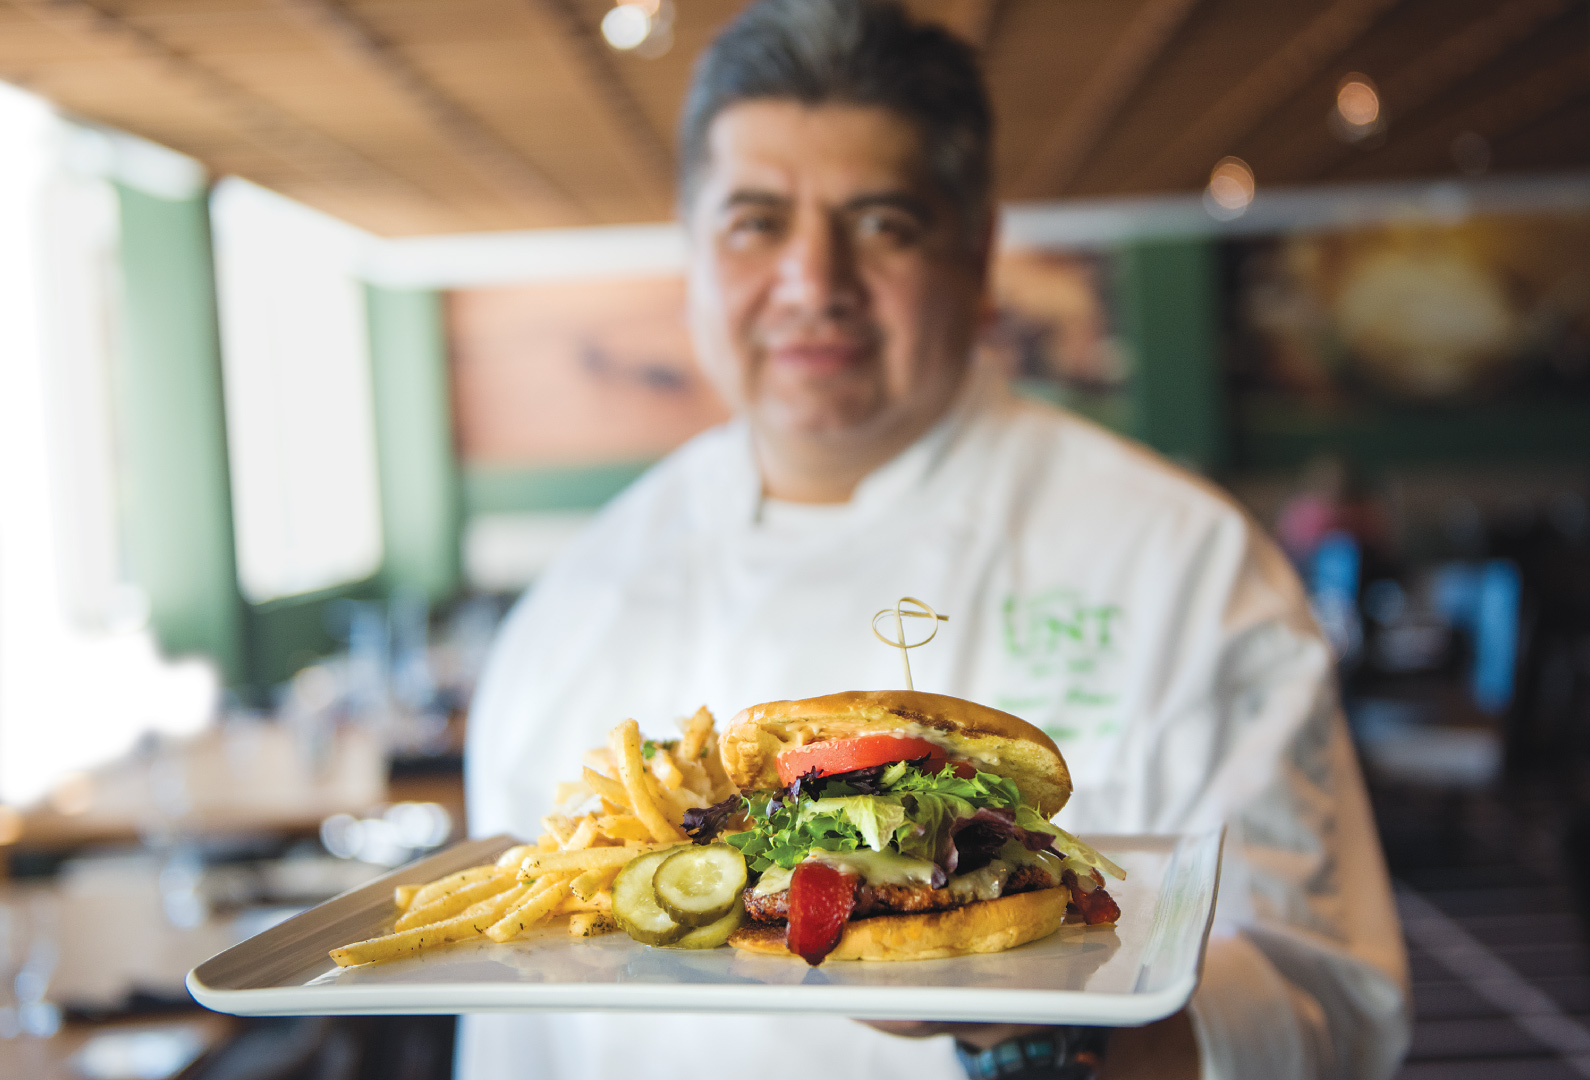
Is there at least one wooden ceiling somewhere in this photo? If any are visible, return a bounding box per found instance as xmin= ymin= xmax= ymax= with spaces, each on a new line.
xmin=2 ymin=0 xmax=1585 ymax=236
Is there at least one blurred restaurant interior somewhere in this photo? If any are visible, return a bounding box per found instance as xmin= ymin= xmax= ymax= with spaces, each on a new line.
xmin=0 ymin=0 xmax=1588 ymax=1076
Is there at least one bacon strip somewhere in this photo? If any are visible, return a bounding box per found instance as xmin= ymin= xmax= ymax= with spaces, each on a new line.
xmin=1063 ymin=869 xmax=1121 ymax=925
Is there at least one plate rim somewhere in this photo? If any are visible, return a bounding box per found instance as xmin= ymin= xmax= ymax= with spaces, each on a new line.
xmin=188 ymin=827 xmax=1223 ymax=1026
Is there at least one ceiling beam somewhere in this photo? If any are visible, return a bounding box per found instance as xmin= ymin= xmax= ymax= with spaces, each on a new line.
xmin=1271 ymin=0 xmax=1575 ymax=183
xmin=1330 ymin=44 xmax=1590 ymax=181
xmin=274 ymin=0 xmax=586 ymax=224
xmin=529 ymin=0 xmax=675 ymax=217
xmin=939 ymin=0 xmax=1007 ymax=51
xmin=9 ymin=0 xmax=439 ymax=205
xmin=1127 ymin=0 xmax=1404 ymax=192
xmin=1015 ymin=0 xmax=1204 ymax=198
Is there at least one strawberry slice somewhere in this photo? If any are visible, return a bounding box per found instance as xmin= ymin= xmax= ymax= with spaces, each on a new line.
xmin=786 ymin=861 xmax=858 ymax=966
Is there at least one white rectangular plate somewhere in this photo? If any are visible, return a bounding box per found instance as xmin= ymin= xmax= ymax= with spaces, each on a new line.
xmin=189 ymin=828 xmax=1222 ymax=1026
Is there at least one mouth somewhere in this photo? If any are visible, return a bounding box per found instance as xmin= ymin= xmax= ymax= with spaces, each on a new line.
xmin=765 ymin=339 xmax=872 ymax=377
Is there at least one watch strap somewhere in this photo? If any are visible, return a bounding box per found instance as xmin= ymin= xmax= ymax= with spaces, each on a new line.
xmin=954 ymin=1026 xmax=1109 ymax=1080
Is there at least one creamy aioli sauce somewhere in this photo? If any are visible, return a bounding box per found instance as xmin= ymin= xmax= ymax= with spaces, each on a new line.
xmin=750 ymin=843 xmax=1064 ymax=897
xmin=750 ymin=849 xmax=939 ymax=896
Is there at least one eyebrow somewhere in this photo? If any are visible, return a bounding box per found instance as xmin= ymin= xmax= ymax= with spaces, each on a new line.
xmin=717 ymin=188 xmax=935 ymax=223
xmin=840 ymin=192 xmax=935 ymax=223
xmin=720 ymin=190 xmax=788 ymax=211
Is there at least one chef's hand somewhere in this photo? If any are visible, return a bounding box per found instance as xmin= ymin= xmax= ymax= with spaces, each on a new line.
xmin=859 ymin=1010 xmax=1198 ymax=1079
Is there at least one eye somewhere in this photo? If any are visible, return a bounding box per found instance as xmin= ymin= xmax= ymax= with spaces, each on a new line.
xmin=853 ymin=209 xmax=923 ymax=247
xmin=722 ymin=208 xmax=786 ymax=250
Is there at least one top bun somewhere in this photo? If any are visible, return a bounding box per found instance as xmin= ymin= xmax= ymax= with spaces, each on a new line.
xmin=720 ymin=690 xmax=1071 ymax=818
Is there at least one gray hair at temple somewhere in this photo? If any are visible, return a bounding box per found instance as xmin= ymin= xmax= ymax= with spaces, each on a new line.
xmin=676 ymin=0 xmax=994 ymax=235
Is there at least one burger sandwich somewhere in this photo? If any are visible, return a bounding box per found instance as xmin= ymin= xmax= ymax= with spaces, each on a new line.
xmin=683 ymin=690 xmax=1123 ymax=966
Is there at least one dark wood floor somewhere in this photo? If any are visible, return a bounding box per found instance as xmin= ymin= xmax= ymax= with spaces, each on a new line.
xmin=1380 ymin=782 xmax=1590 ymax=1079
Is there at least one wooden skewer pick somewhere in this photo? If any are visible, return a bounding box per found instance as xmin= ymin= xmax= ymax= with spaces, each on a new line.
xmin=871 ymin=596 xmax=948 ymax=691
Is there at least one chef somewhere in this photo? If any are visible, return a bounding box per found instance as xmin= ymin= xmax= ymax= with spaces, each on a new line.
xmin=461 ymin=1 xmax=1409 ymax=1077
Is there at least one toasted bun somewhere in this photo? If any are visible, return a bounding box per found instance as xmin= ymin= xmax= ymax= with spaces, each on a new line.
xmin=728 ymin=886 xmax=1072 ymax=961
xmin=721 ymin=691 xmax=1071 ymax=818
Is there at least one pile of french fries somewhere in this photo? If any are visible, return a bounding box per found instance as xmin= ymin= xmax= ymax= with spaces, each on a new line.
xmin=330 ymin=709 xmax=736 ymax=967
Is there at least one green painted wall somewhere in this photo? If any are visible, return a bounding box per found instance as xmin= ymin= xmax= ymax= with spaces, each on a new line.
xmin=367 ymin=286 xmax=461 ymax=602
xmin=1116 ymin=239 xmax=1226 ymax=473
xmin=114 ymin=184 xmax=245 ymax=684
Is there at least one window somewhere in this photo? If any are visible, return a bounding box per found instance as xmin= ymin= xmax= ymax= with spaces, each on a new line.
xmin=0 ymin=83 xmax=215 ymax=807
xmin=210 ymin=178 xmax=384 ymax=603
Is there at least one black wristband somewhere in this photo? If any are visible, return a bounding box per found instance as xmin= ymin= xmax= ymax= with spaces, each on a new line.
xmin=954 ymin=1026 xmax=1109 ymax=1080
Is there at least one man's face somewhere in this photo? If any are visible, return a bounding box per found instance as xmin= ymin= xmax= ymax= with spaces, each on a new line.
xmin=684 ymin=101 xmax=989 ymax=475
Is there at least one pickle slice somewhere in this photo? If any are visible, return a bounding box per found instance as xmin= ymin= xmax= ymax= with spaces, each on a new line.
xmin=652 ymin=844 xmax=748 ymax=927
xmin=666 ymin=899 xmax=745 ymax=949
xmin=611 ymin=847 xmax=688 ymax=946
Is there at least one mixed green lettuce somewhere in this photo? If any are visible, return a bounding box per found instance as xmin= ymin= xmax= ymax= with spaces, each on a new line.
xmin=719 ymin=761 xmax=1090 ymax=876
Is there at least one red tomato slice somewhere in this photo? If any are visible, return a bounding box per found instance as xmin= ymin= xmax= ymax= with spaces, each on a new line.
xmin=786 ymin=861 xmax=857 ymax=966
xmin=775 ymin=733 xmax=944 ymax=786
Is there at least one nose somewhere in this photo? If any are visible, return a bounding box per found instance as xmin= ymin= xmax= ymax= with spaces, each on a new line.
xmin=771 ymin=210 xmax=862 ymax=318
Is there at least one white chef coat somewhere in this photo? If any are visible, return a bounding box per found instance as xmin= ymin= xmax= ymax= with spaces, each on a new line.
xmin=461 ymin=368 xmax=1410 ymax=1080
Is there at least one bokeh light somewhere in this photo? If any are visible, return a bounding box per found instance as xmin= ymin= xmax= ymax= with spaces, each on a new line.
xmin=321 ymin=802 xmax=453 ymax=866
xmin=1205 ymin=156 xmax=1256 ymax=219
xmin=1336 ymin=78 xmax=1380 ymax=128
xmin=600 ymin=4 xmax=652 ymax=50
xmin=1331 ymin=74 xmax=1384 ymax=143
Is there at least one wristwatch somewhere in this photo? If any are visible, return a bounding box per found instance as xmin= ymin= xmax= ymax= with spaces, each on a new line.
xmin=954 ymin=1026 xmax=1109 ymax=1080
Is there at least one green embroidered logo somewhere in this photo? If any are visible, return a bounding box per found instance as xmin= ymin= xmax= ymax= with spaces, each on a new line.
xmin=999 ymin=589 xmax=1123 ymax=732
xmin=1002 ymin=589 xmax=1121 ymax=673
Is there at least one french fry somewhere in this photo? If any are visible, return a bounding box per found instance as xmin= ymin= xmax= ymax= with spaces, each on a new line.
xmin=465 ymin=882 xmax=529 ymax=919
xmin=663 ymin=784 xmax=711 ymax=816
xmin=702 ymin=747 xmax=734 ymax=802
xmin=594 ymin=814 xmax=652 ymax=842
xmin=676 ymin=757 xmax=712 ymax=800
xmin=649 ymin=748 xmax=685 ymax=790
xmin=486 ymin=878 xmax=572 ymax=942
xmin=679 ymin=706 xmax=715 ymax=762
xmin=495 ymin=844 xmax=536 ymax=869
xmin=613 ymin=720 xmax=689 ymax=843
xmin=558 ymin=892 xmax=613 ymax=914
xmin=332 ymin=715 xmax=725 ymax=966
xmin=553 ymin=780 xmax=591 ymax=805
xmin=395 ymin=871 xmax=514 ymax=931
xmin=564 ymin=815 xmax=599 ymax=850
xmin=410 ymin=865 xmax=500 ymax=910
xmin=519 ymin=845 xmax=661 ymax=877
xmin=646 ymin=771 xmax=687 ymax=828
xmin=330 ymin=883 xmax=528 ymax=967
xmin=540 ymin=814 xmax=576 ymax=845
xmin=583 ymin=767 xmax=631 ymax=808
xmin=569 ymin=912 xmax=619 ymax=938
xmin=570 ymin=864 xmax=620 ymax=901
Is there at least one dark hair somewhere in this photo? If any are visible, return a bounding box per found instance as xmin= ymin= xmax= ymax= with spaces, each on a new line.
xmin=677 ymin=0 xmax=992 ymax=229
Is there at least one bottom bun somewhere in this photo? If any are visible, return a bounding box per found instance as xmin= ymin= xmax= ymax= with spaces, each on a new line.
xmin=728 ymin=885 xmax=1072 ymax=962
